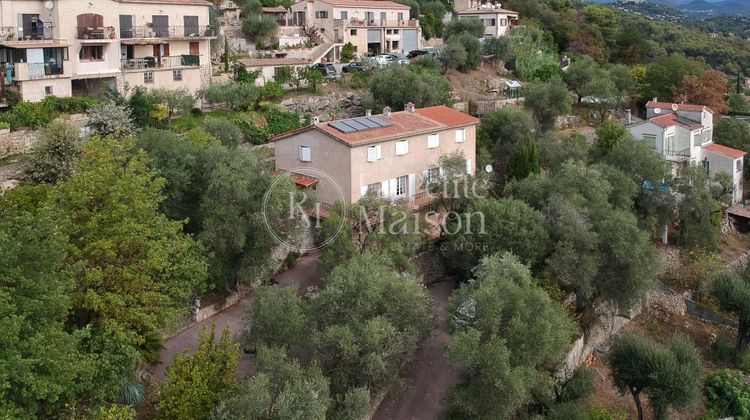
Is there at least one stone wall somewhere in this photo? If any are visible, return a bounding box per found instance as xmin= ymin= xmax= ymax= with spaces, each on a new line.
xmin=0 ymin=113 xmax=88 ymax=160
xmin=412 ymin=251 xmax=447 ymax=284
xmin=279 ymin=91 xmax=366 ymax=121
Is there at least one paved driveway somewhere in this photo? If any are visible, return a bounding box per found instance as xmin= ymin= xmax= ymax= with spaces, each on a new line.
xmin=373 ymin=280 xmax=460 ymax=420
xmin=148 ymin=250 xmax=322 ymax=381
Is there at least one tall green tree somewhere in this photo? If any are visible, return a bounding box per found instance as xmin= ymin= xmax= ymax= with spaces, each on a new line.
xmin=609 ymin=334 xmax=702 ymax=420
xmin=643 ymin=53 xmax=708 ymax=102
xmin=242 ymin=285 xmax=309 ymax=351
xmin=59 ymin=138 xmax=208 ymax=349
xmin=712 ymin=271 xmax=750 ymax=354
xmin=447 ymin=253 xmax=575 ymax=418
xmin=675 ymin=166 xmax=722 ymax=251
xmin=157 ymin=326 xmax=240 ymax=420
xmin=212 ymin=346 xmax=331 ymax=420
xmin=524 ymin=77 xmax=572 ymax=131
xmin=25 ymin=120 xmax=83 ymax=184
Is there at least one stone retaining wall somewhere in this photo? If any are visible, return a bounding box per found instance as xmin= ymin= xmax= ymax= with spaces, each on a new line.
xmin=0 ymin=113 xmax=88 ymax=160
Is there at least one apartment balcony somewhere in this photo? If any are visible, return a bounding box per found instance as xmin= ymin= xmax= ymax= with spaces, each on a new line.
xmin=121 ymin=55 xmax=200 ymax=71
xmin=119 ymin=26 xmax=216 ymax=41
xmin=0 ymin=25 xmax=55 ymax=42
xmin=665 ymin=147 xmax=692 ymax=163
xmin=11 ymin=61 xmax=68 ymax=81
xmin=337 ymin=18 xmax=419 ymax=28
xmin=76 ymin=26 xmax=118 ymax=41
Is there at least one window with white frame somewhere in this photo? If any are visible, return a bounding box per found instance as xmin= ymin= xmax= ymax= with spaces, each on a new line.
xmin=299 ymin=146 xmax=312 ymax=162
xmin=144 ymin=72 xmax=154 ymax=84
xmin=367 ymin=182 xmax=382 ymax=196
xmin=693 ymin=132 xmax=701 ymax=147
xmin=395 ymin=175 xmax=407 ymax=196
xmin=427 ymin=134 xmax=439 ymax=149
xmin=340 ymin=11 xmax=348 ymax=19
xmin=737 ymin=159 xmax=743 ymax=174
xmin=315 ymin=11 xmax=328 ymax=18
xmin=425 ymin=167 xmax=440 ymax=183
xmin=455 ymin=128 xmax=466 ymax=143
xmin=367 ymin=145 xmax=382 ymax=162
xmin=173 ymin=70 xmax=182 ymax=81
xmin=395 ymin=140 xmax=409 ymax=156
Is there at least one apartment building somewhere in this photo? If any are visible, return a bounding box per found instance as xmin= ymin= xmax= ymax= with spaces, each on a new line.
xmin=454 ymin=3 xmax=518 ymax=38
xmin=290 ymin=0 xmax=420 ymax=56
xmin=272 ymin=104 xmax=479 ymax=208
xmin=628 ymin=101 xmax=746 ymax=204
xmin=0 ymin=0 xmax=214 ymax=102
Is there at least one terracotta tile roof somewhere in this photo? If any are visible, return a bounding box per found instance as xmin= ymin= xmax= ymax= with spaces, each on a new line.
xmin=456 ymin=7 xmax=519 ymax=15
xmin=238 ymin=57 xmax=311 ymax=67
xmin=262 ymin=6 xmax=288 ymax=13
xmin=704 ymin=143 xmax=747 ymax=159
xmin=119 ymin=0 xmax=211 ymax=4
xmin=646 ymin=101 xmax=711 ymax=113
xmin=275 ymin=170 xmax=320 ymax=187
xmin=271 ymin=106 xmax=479 ymax=146
xmin=319 ymin=0 xmax=410 ymax=9
xmin=650 ymin=113 xmax=703 ymax=130
xmin=416 ymin=105 xmax=480 ymax=127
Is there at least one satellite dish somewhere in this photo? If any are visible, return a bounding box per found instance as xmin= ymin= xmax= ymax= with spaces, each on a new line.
xmin=45 ymin=1 xmax=54 ymax=10
xmin=654 ymin=108 xmax=662 ymax=114
xmin=671 ymin=103 xmax=679 ymax=112
xmin=485 ymin=164 xmax=493 ymax=173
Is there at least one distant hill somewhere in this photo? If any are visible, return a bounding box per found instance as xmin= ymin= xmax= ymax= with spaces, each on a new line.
xmin=584 ymin=0 xmax=750 ymax=17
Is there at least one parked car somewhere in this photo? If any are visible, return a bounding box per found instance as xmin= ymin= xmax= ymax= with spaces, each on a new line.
xmin=372 ymin=54 xmax=397 ymax=68
xmin=342 ymin=62 xmax=367 ymax=73
xmin=312 ymin=63 xmax=336 ymax=77
xmin=393 ymin=54 xmax=410 ymax=65
xmin=407 ymin=48 xmax=439 ymax=59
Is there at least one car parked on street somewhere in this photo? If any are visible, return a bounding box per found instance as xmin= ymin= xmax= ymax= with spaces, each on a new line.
xmin=342 ymin=62 xmax=367 ymax=73
xmin=312 ymin=63 xmax=337 ymax=77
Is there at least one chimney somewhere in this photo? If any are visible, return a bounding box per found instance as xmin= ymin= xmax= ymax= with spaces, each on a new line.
xmin=383 ymin=106 xmax=391 ymax=118
xmin=625 ymin=109 xmax=632 ymax=125
xmin=653 ymin=97 xmax=658 ymax=102
xmin=405 ymin=102 xmax=415 ymax=113
xmin=365 ymin=109 xmax=372 ymax=116
xmin=312 ymin=116 xmax=320 ymax=125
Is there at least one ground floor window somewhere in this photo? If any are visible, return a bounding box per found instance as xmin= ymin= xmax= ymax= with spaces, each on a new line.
xmin=144 ymin=71 xmax=153 ymax=84
xmin=395 ymin=175 xmax=407 ymax=196
xmin=44 ymin=86 xmax=52 ymax=96
xmin=367 ymin=182 xmax=382 ymax=196
xmin=173 ymin=69 xmax=182 ymax=81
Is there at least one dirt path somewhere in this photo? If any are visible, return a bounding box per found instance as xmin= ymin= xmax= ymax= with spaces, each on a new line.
xmin=373 ymin=280 xmax=460 ymax=420
xmin=148 ymin=250 xmax=322 ymax=381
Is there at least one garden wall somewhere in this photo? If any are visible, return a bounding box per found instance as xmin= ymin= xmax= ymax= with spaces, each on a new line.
xmin=0 ymin=113 xmax=88 ymax=160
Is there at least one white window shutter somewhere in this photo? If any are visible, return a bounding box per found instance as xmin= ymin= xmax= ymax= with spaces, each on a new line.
xmin=376 ymin=145 xmax=382 ymax=159
xmin=395 ymin=140 xmax=409 ymax=156
xmin=360 ymin=185 xmax=369 ymax=197
xmin=389 ymin=178 xmax=397 ymax=197
xmin=404 ymin=140 xmax=409 ymax=154
xmin=367 ymin=147 xmax=377 ymax=162
xmin=299 ymin=146 xmax=311 ymax=162
xmin=428 ymin=134 xmax=439 ymax=149
xmin=381 ymin=180 xmax=389 ymax=196
xmin=466 ymin=159 xmax=472 ymax=175
xmin=421 ymin=170 xmax=429 ymax=184
xmin=456 ymin=129 xmax=465 ymax=143
xmin=408 ymin=173 xmax=416 ymax=197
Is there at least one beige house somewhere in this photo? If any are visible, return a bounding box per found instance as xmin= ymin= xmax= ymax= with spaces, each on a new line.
xmin=455 ymin=4 xmax=518 ymax=37
xmin=237 ymin=57 xmax=312 ymax=86
xmin=272 ymin=105 xmax=479 ymax=207
xmin=290 ymin=0 xmax=420 ymax=57
xmin=0 ymin=0 xmax=214 ymax=102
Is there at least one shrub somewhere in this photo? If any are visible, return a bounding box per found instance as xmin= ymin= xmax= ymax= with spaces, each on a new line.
xmin=260 ymin=81 xmax=283 ymax=100
xmin=183 ymin=127 xmax=219 ymax=146
xmin=25 ymin=120 xmax=82 ymax=184
xmin=127 ymin=86 xmax=155 ymax=127
xmin=341 ymin=42 xmax=355 ymax=63
xmin=263 ymin=105 xmax=301 ymax=136
xmin=560 ymin=367 xmax=595 ymax=403
xmin=0 ymin=121 xmax=10 ymax=130
xmin=12 ymin=101 xmax=55 ymax=129
xmin=199 ymin=82 xmax=261 ymax=110
xmin=87 ymin=101 xmax=134 ymax=137
xmin=705 ymin=370 xmax=750 ymax=419
xmin=44 ymin=96 xmax=99 ymax=114
xmin=204 ymin=117 xmax=243 ymax=148
xmin=4 ymin=89 xmax=21 ymax=108
xmin=145 ymin=88 xmax=195 ymax=119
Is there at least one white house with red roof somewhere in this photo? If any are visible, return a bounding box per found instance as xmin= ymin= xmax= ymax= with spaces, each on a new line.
xmin=454 ymin=3 xmax=519 ymax=37
xmin=628 ymin=101 xmax=746 ymax=203
xmin=272 ymin=104 xmax=479 ymax=207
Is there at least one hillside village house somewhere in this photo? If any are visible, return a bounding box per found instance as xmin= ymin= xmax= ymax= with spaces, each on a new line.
xmin=272 ymin=104 xmax=479 ymax=208
xmin=290 ymin=0 xmax=420 ymax=56
xmin=628 ymin=101 xmax=746 ymax=204
xmin=454 ymin=3 xmax=518 ymax=38
xmin=0 ymin=0 xmax=214 ymax=102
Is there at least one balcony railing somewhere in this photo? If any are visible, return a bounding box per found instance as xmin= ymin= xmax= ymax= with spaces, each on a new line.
xmin=76 ymin=26 xmax=117 ymax=40
xmin=0 ymin=25 xmax=55 ymax=41
xmin=340 ymin=19 xmax=419 ymax=28
xmin=120 ymin=26 xmax=216 ymax=39
xmin=666 ymin=147 xmax=692 ymax=163
xmin=26 ymin=62 xmax=64 ymax=77
xmin=121 ymin=55 xmax=200 ymax=70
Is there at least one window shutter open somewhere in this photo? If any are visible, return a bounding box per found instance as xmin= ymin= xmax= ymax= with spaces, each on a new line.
xmin=360 ymin=185 xmax=369 ymax=197
xmin=381 ymin=180 xmax=390 ymax=196
xmin=299 ymin=146 xmax=311 ymax=162
xmin=367 ymin=147 xmax=377 ymax=162
xmin=466 ymin=159 xmax=472 ymax=175
xmin=408 ymin=174 xmax=416 ymax=197
xmin=376 ymin=145 xmax=382 ymax=159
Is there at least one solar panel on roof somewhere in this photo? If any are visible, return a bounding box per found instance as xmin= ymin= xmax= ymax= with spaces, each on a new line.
xmin=345 ymin=119 xmax=370 ymax=130
xmin=330 ymin=121 xmax=356 ymax=133
xmin=368 ymin=116 xmax=393 ymax=127
xmin=356 ymin=117 xmax=381 ymax=129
